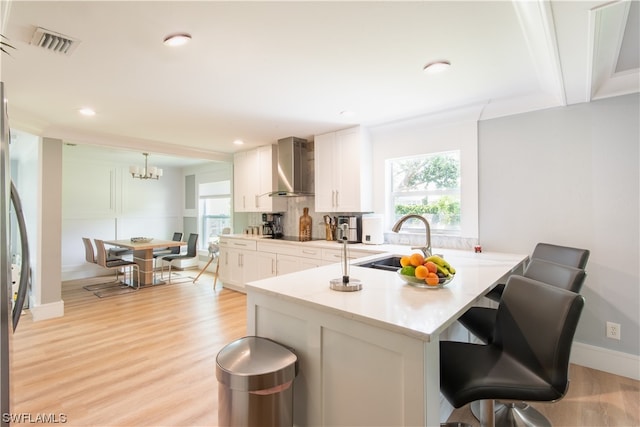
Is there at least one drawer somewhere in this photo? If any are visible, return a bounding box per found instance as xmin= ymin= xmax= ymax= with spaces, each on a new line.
xmin=322 ymin=248 xmax=375 ymax=262
xmin=258 ymin=241 xmax=322 ymax=259
xmin=219 ymin=237 xmax=257 ymax=251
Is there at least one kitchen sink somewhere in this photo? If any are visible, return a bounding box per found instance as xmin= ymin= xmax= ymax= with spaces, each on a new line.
xmin=354 ymin=256 xmax=402 ymax=272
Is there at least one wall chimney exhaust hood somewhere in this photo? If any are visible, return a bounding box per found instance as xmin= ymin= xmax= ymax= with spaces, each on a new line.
xmin=269 ymin=137 xmax=314 ymax=197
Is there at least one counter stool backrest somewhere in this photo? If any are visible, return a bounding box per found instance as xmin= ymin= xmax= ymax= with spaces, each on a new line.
xmin=494 ymin=276 xmax=585 ymax=394
xmin=531 ymin=243 xmax=590 ymax=270
xmin=523 ymin=258 xmax=587 ymax=294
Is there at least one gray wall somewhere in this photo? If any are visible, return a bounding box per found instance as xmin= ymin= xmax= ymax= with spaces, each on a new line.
xmin=478 ymin=93 xmax=639 ymax=356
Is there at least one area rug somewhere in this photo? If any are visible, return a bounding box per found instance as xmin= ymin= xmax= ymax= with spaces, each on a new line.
xmin=89 ymin=272 xmax=195 ymax=298
xmin=82 ymin=279 xmax=124 ymax=292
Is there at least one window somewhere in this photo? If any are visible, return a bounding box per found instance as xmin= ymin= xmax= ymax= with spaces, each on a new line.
xmin=388 ymin=150 xmax=461 ymax=235
xmin=199 ymin=180 xmax=231 ymax=250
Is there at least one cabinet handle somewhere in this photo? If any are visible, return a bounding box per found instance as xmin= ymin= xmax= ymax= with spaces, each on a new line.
xmin=335 ymin=190 xmax=339 ymax=207
xmin=272 ymin=259 xmax=276 ymax=275
xmin=332 ymin=190 xmax=336 ymax=207
xmin=302 ymin=250 xmax=317 ymax=255
xmin=255 ymin=194 xmax=259 ymax=209
xmin=239 ymin=253 xmax=243 ymax=267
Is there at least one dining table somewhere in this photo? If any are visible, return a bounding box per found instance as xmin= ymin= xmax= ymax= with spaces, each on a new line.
xmin=103 ymin=238 xmax=186 ymax=287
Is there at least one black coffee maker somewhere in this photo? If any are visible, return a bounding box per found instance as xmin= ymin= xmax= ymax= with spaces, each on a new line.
xmin=262 ymin=213 xmax=284 ymax=238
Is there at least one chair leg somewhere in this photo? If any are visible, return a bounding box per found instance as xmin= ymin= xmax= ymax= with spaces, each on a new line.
xmin=213 ymin=258 xmax=219 ymax=290
xmin=168 ymin=261 xmax=174 ymax=283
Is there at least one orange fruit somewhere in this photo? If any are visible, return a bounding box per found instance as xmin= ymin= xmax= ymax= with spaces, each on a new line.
xmin=424 ymin=261 xmax=438 ymax=274
xmin=415 ymin=265 xmax=428 ymax=279
xmin=409 ymin=253 xmax=424 ymax=267
xmin=400 ymin=256 xmax=411 ymax=267
xmin=425 ymin=273 xmax=440 ymax=286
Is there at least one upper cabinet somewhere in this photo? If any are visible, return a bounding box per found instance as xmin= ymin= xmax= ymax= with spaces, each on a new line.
xmin=314 ymin=126 xmax=372 ymax=212
xmin=234 ymin=145 xmax=286 ymax=212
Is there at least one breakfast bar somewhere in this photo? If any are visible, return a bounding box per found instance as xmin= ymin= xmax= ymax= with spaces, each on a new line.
xmin=245 ymin=249 xmax=528 ymax=426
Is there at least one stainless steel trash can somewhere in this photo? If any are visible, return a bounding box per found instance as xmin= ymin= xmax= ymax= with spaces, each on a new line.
xmin=216 ymin=336 xmax=298 ymax=427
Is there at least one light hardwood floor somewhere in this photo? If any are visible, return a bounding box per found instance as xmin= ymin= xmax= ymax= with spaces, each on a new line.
xmin=10 ymin=272 xmax=639 ymax=427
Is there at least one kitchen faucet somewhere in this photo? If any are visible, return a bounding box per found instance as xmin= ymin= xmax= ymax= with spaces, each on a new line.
xmin=391 ymin=214 xmax=432 ymax=257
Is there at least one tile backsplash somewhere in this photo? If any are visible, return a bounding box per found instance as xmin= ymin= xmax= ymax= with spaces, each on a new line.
xmin=242 ymin=197 xmax=478 ymax=250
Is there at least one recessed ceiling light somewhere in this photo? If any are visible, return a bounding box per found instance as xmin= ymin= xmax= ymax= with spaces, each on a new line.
xmin=163 ymin=33 xmax=192 ymax=47
xmin=233 ymin=139 xmax=244 ymax=145
xmin=79 ymin=107 xmax=96 ymax=116
xmin=423 ymin=60 xmax=451 ymax=74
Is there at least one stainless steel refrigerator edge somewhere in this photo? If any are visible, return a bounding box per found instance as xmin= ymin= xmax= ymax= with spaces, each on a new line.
xmin=0 ymin=81 xmax=12 ymax=426
xmin=1 ymin=81 xmax=30 ymax=426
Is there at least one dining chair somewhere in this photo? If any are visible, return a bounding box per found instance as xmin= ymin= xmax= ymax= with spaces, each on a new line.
xmin=82 ymin=237 xmax=123 ymax=284
xmin=159 ymin=233 xmax=198 ymax=283
xmin=94 ymin=239 xmax=141 ymax=289
xmin=441 ymin=275 xmax=585 ymax=427
xmin=484 ymin=242 xmax=590 ymax=302
xmin=153 ymin=232 xmax=183 ymax=273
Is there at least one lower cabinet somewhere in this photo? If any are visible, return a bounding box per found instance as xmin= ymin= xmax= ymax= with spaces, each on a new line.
xmin=218 ymin=237 xmax=258 ymax=292
xmin=254 ymin=251 xmax=277 ymax=280
xmin=219 ymin=237 xmax=382 ymax=293
xmin=277 ymin=254 xmax=323 ymax=276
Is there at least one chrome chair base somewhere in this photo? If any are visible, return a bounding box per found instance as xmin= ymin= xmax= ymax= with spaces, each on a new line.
xmin=470 ymin=400 xmax=551 ymax=427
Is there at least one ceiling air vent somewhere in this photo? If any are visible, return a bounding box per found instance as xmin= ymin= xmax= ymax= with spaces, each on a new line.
xmin=30 ymin=27 xmax=80 ymax=55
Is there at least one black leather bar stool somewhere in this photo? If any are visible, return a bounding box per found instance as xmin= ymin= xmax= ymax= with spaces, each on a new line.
xmin=485 ymin=242 xmax=590 ymax=302
xmin=441 ymin=275 xmax=585 ymax=427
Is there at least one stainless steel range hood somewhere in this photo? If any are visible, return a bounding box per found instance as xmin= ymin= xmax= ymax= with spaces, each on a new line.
xmin=269 ymin=137 xmax=314 ymax=197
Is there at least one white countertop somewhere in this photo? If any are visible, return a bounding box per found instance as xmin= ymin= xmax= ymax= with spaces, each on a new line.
xmin=246 ymin=248 xmax=528 ymax=342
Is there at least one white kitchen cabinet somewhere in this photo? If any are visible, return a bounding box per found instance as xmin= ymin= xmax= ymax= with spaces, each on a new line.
xmin=233 ymin=145 xmax=286 ymax=212
xmin=277 ymin=254 xmax=323 ymax=275
xmin=254 ymin=251 xmax=277 ymax=280
xmin=314 ymin=126 xmax=372 ymax=212
xmin=258 ymin=241 xmax=323 ymax=275
xmin=218 ymin=237 xmax=258 ymax=292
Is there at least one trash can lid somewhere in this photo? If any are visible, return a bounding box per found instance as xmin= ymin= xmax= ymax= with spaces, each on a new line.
xmin=216 ymin=336 xmax=298 ymax=391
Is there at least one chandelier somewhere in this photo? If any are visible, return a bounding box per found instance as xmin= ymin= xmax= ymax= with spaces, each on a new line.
xmin=129 ymin=153 xmax=163 ymax=180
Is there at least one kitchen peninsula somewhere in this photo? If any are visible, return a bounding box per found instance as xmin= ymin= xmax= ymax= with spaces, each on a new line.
xmin=245 ymin=249 xmax=528 ymax=426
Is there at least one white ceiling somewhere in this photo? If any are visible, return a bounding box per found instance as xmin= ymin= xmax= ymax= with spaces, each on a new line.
xmin=1 ymin=1 xmax=638 ymax=166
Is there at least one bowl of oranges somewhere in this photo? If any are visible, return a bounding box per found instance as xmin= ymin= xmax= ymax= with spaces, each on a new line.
xmin=397 ymin=252 xmax=455 ymax=289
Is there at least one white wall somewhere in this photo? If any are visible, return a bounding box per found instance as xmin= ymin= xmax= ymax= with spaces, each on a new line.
xmin=478 ymin=94 xmax=639 ymax=360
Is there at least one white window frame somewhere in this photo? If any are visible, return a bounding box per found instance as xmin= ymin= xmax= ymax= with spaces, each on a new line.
xmin=388 ymin=150 xmax=461 ymax=235
xmin=371 ymin=114 xmax=478 ymax=240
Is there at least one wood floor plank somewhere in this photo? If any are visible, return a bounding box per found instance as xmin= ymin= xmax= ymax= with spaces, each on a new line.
xmin=11 ymin=272 xmax=246 ymax=427
xmin=10 ymin=272 xmax=639 ymax=426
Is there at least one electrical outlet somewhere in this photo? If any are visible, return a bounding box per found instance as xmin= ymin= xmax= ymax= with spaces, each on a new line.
xmin=606 ymin=321 xmax=621 ymax=340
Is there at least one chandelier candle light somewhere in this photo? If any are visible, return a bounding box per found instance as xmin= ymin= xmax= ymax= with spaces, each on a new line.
xmin=130 ymin=153 xmax=163 ymax=180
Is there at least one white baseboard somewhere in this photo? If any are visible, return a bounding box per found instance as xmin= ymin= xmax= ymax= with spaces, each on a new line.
xmin=27 ymin=298 xmax=65 ymax=321
xmin=571 ymin=341 xmax=640 ymax=380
